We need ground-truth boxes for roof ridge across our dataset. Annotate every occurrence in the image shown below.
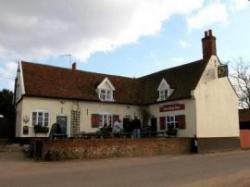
[138,59,204,79]
[21,60,135,80]
[22,59,204,81]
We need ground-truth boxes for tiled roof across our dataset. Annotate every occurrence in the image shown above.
[137,59,206,104]
[21,59,208,105]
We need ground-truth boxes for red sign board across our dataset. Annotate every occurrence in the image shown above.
[159,104,185,112]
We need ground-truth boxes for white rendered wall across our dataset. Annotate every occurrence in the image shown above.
[17,97,141,137]
[194,56,239,138]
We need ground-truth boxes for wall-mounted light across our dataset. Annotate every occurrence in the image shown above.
[60,100,65,104]
[60,100,65,114]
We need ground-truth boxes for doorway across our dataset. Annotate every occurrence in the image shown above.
[151,118,157,133]
[56,116,68,136]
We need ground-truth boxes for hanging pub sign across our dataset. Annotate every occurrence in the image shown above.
[218,65,228,78]
[159,103,185,112]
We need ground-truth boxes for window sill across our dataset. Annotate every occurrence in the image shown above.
[99,99,115,102]
[157,98,167,102]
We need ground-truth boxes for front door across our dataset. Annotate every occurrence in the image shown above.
[56,116,67,135]
[123,118,131,133]
[151,118,157,133]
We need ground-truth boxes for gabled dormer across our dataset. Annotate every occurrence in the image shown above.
[157,78,174,102]
[97,77,115,102]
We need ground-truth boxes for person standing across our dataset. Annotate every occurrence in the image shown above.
[132,116,141,139]
[112,119,122,137]
[191,134,198,153]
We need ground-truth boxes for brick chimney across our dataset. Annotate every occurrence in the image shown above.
[202,29,217,60]
[72,62,76,70]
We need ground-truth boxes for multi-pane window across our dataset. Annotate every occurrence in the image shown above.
[102,114,112,127]
[159,89,168,101]
[167,115,186,129]
[91,114,119,128]
[159,115,186,131]
[167,116,176,128]
[32,111,49,126]
[157,78,174,102]
[44,112,49,126]
[100,89,106,100]
[99,89,113,101]
[106,90,111,100]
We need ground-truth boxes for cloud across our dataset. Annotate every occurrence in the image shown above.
[186,0,249,29]
[230,0,249,11]
[0,0,248,90]
[179,40,190,48]
[0,61,17,90]
[0,0,203,61]
[187,2,228,29]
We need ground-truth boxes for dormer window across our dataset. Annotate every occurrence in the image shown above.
[159,90,168,101]
[97,78,115,102]
[100,89,106,100]
[99,89,113,101]
[157,78,174,102]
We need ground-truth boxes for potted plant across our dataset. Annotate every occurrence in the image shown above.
[166,127,177,137]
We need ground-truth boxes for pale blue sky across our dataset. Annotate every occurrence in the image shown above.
[0,0,249,90]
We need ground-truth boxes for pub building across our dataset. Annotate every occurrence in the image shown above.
[14,30,239,151]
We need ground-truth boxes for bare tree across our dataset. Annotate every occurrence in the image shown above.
[229,58,250,109]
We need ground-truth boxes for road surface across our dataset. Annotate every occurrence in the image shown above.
[0,150,250,187]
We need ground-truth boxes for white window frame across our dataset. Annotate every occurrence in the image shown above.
[166,115,176,129]
[159,89,168,101]
[99,89,114,101]
[32,110,49,126]
[100,114,113,128]
[157,78,173,102]
[97,77,115,102]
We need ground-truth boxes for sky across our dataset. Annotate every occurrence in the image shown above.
[0,0,249,91]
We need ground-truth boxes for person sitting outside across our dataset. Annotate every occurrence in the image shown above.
[112,119,122,137]
[99,123,111,138]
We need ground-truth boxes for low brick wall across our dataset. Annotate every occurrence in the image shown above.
[33,138,192,161]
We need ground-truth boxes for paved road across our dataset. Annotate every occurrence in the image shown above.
[0,151,250,187]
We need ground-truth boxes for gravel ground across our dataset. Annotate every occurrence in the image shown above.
[0,150,250,187]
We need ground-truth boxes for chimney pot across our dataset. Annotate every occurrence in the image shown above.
[208,29,212,36]
[201,29,217,60]
[72,62,76,70]
[205,31,208,37]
